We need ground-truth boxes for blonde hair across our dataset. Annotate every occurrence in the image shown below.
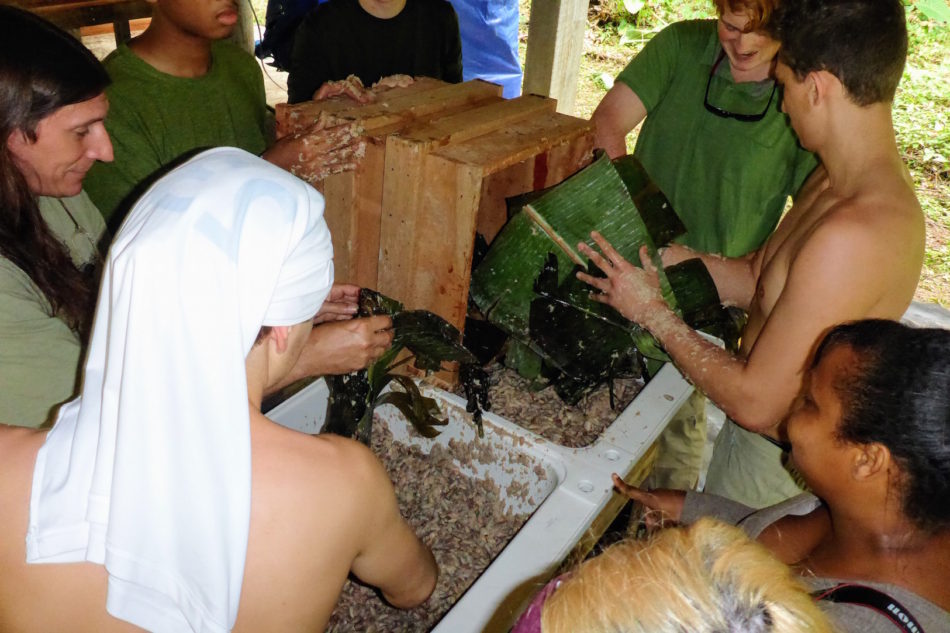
[542,518,831,633]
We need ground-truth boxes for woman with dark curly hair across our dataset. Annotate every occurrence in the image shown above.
[613,319,950,632]
[0,5,114,428]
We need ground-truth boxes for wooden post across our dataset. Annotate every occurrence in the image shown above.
[522,0,589,115]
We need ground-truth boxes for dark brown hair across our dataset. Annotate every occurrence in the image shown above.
[0,6,110,336]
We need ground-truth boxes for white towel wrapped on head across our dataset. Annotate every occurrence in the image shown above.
[27,147,334,633]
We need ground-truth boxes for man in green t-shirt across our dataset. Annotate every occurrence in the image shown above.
[82,0,390,382]
[84,0,364,231]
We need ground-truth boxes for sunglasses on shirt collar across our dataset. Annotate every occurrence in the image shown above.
[704,49,777,123]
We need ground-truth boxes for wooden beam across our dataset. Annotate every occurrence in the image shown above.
[522,0,589,115]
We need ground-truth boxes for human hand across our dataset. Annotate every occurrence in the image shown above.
[611,473,686,528]
[371,74,414,92]
[312,74,375,104]
[303,315,394,375]
[313,283,361,323]
[576,231,668,326]
[267,111,366,184]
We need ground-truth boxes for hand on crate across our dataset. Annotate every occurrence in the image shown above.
[611,473,685,529]
[313,283,361,323]
[371,74,415,92]
[313,74,375,104]
[577,232,670,327]
[265,111,366,184]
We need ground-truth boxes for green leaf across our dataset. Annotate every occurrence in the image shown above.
[374,391,446,438]
[393,310,478,369]
[358,287,403,316]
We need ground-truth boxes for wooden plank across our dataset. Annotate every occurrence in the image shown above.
[434,110,593,176]
[476,160,535,242]
[473,131,593,244]
[398,94,556,147]
[321,138,386,288]
[522,0,589,115]
[274,79,502,139]
[25,0,151,36]
[378,144,482,331]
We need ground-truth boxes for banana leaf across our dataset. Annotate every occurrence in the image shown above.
[468,151,734,400]
[470,151,678,346]
[613,155,686,247]
[324,289,488,444]
[393,311,478,371]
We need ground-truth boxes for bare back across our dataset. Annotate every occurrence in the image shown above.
[0,417,435,632]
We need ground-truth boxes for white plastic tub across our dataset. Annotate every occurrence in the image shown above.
[267,362,692,632]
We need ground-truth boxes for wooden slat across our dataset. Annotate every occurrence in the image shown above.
[434,110,593,175]
[321,139,386,288]
[378,145,482,331]
[397,94,556,147]
[274,79,502,139]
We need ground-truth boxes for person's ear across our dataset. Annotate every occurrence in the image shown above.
[808,70,840,108]
[5,128,30,158]
[852,442,889,481]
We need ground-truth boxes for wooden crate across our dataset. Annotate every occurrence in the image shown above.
[276,79,505,288]
[277,80,595,381]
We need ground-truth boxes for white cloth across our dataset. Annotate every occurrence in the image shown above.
[26,147,334,633]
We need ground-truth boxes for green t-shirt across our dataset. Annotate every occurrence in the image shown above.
[617,20,818,257]
[0,192,105,428]
[84,41,270,228]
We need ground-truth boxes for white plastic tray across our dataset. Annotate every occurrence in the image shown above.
[267,362,692,632]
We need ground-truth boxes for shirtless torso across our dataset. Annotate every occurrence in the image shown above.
[579,86,924,440]
[743,161,923,359]
[0,413,435,632]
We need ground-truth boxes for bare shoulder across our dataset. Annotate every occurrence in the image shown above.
[253,414,382,483]
[806,176,924,269]
[788,175,924,314]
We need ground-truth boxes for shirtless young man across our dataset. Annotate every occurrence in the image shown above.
[578,0,925,508]
[0,149,436,632]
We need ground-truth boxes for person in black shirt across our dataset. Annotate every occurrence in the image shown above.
[288,0,463,103]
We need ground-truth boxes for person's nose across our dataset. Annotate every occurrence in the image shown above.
[88,124,114,163]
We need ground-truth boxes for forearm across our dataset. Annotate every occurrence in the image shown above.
[641,307,782,433]
[591,83,646,159]
[662,245,756,310]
